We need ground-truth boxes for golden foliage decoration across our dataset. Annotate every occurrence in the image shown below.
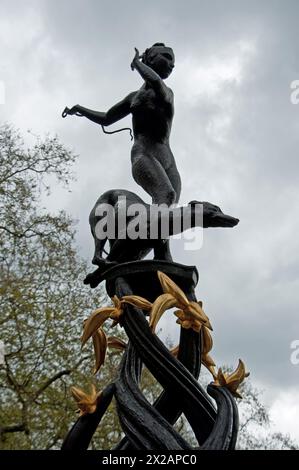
[107,336,127,350]
[149,272,212,333]
[71,384,101,416]
[79,271,249,400]
[81,294,151,374]
[81,295,154,348]
[92,328,108,374]
[212,359,250,398]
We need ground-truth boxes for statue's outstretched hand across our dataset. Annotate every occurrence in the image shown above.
[62,105,83,118]
[130,47,140,71]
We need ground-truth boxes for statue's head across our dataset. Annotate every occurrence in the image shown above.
[142,43,175,79]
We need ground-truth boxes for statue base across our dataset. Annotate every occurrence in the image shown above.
[103,260,199,302]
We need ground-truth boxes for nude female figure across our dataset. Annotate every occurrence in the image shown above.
[62,43,181,207]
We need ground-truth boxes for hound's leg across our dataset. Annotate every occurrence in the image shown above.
[153,239,173,262]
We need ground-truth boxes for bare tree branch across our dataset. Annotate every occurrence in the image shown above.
[32,356,90,401]
[0,424,26,435]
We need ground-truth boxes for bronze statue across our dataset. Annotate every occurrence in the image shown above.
[62,43,180,206]
[62,43,238,280]
[61,43,244,452]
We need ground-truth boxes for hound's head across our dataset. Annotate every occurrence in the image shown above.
[188,200,239,228]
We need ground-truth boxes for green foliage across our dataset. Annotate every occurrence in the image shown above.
[0,124,107,449]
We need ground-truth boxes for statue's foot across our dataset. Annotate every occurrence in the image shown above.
[84,260,118,288]
[84,268,103,288]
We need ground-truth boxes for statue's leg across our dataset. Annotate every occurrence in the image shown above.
[132,155,176,206]
[92,235,107,266]
[159,163,181,260]
[131,154,179,262]
[166,162,182,204]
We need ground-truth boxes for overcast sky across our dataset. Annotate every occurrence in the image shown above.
[1,0,299,442]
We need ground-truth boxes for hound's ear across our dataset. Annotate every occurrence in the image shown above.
[188,200,201,206]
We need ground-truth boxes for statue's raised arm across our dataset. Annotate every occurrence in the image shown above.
[130,46,174,100]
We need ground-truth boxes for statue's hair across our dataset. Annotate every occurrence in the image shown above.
[141,42,167,64]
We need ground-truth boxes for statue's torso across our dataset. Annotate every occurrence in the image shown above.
[130,85,174,144]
